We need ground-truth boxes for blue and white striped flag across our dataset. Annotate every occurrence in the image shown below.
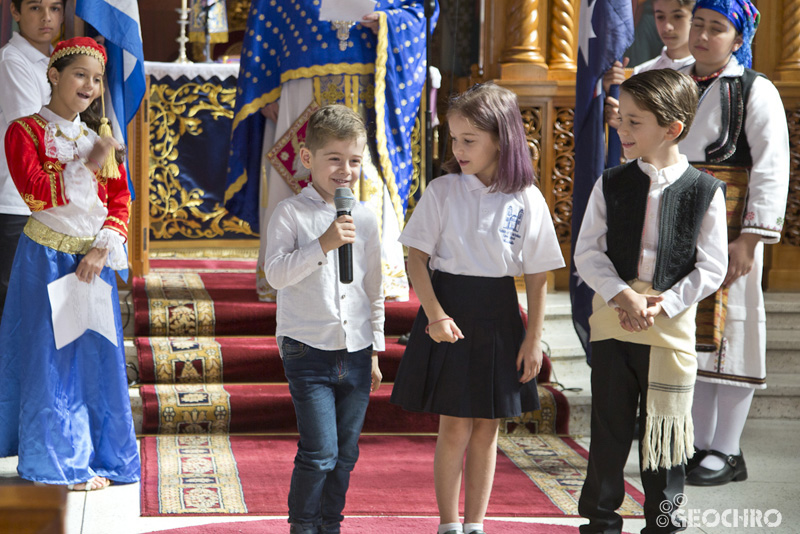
[75,0,146,199]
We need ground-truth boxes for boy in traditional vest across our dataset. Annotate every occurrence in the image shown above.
[574,68,728,534]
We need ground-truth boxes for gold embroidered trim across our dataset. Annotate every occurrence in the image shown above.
[230,62,375,131]
[106,215,129,232]
[22,194,46,212]
[13,120,39,150]
[280,62,374,85]
[373,13,404,226]
[43,161,64,207]
[23,217,94,254]
[230,87,282,132]
[54,124,89,142]
[31,114,47,128]
[48,46,106,73]
[223,173,248,205]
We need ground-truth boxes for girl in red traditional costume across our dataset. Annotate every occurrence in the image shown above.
[0,37,140,491]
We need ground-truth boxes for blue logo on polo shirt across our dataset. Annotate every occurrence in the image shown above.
[499,205,524,244]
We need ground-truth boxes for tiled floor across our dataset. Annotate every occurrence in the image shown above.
[1,418,797,533]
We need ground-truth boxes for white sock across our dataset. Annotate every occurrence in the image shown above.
[700,384,755,471]
[691,381,719,450]
[464,523,484,533]
[438,523,463,534]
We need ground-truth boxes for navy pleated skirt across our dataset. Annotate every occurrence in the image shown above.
[390,271,539,419]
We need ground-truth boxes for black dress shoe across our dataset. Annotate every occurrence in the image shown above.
[686,449,747,486]
[685,448,709,475]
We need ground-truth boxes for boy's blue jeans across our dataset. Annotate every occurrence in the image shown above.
[281,337,373,534]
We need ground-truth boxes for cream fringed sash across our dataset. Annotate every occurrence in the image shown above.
[589,280,697,471]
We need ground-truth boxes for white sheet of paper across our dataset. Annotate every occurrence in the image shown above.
[47,273,118,350]
[319,0,376,22]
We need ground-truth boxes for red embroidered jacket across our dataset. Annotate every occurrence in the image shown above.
[4,113,130,241]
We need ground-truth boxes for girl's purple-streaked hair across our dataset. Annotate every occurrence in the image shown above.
[442,82,537,193]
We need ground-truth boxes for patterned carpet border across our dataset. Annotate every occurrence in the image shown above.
[139,517,595,534]
[144,273,216,337]
[141,383,565,435]
[497,434,644,517]
[155,435,248,514]
[141,435,644,517]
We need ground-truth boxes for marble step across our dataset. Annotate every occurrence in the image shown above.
[766,313,800,331]
[752,373,800,419]
[130,388,142,435]
[766,330,800,375]
[765,293,800,331]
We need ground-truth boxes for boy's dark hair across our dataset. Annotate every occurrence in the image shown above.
[667,0,695,7]
[305,105,367,153]
[620,69,698,142]
[12,0,66,12]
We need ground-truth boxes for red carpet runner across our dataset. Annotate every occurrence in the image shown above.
[137,336,426,387]
[148,517,599,534]
[140,435,645,517]
[133,261,637,519]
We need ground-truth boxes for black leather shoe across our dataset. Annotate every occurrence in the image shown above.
[685,448,709,475]
[686,449,747,486]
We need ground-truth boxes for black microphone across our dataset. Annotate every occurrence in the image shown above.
[333,187,356,284]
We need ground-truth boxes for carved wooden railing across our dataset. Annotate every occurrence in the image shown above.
[475,0,800,290]
[127,79,150,278]
[125,0,799,288]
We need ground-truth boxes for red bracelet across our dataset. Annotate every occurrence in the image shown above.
[425,317,453,334]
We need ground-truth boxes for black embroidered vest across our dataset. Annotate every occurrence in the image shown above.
[702,68,764,166]
[603,162,725,291]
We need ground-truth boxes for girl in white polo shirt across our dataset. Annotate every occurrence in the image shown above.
[390,83,565,534]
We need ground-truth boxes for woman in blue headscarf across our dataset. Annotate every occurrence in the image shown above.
[678,0,789,486]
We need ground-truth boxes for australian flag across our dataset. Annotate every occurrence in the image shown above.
[571,0,634,364]
[75,0,146,199]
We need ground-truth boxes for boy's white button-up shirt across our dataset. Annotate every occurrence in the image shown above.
[633,47,695,75]
[265,185,385,354]
[400,173,565,278]
[574,156,728,318]
[0,32,52,215]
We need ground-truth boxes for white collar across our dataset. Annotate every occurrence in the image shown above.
[9,32,51,66]
[719,56,745,78]
[636,155,690,184]
[38,106,82,128]
[300,183,334,207]
[463,173,490,192]
[658,46,693,66]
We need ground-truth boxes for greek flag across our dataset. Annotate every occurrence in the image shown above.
[75,0,146,199]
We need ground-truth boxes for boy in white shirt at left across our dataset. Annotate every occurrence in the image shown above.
[0,0,63,321]
[264,104,384,534]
